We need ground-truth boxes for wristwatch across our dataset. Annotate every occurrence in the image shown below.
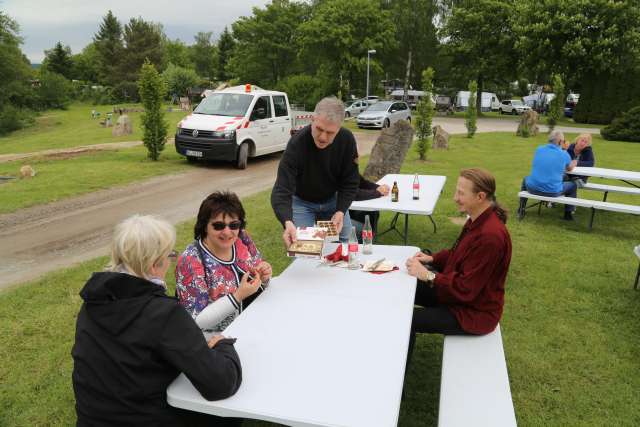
[423,269,436,286]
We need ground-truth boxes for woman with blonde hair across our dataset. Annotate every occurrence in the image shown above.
[566,133,595,187]
[72,215,242,427]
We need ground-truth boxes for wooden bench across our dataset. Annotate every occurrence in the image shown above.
[439,325,517,427]
[582,182,640,201]
[517,191,640,229]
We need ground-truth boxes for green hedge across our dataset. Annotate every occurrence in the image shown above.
[601,106,640,142]
[574,71,640,125]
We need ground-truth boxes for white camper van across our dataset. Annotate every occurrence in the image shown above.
[454,91,500,112]
[389,89,434,109]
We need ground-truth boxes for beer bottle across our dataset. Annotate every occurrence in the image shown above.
[391,181,399,202]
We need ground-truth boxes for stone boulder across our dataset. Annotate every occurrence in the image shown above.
[517,110,539,137]
[112,115,133,137]
[19,165,36,178]
[431,125,450,149]
[363,120,415,182]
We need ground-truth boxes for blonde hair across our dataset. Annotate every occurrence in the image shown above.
[575,133,592,146]
[108,215,176,279]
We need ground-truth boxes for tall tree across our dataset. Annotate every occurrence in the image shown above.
[441,0,516,112]
[120,18,165,82]
[228,0,310,86]
[164,38,193,69]
[0,11,32,108]
[216,27,235,82]
[191,32,216,80]
[298,0,396,97]
[43,42,74,79]
[139,60,168,161]
[72,43,101,83]
[93,10,123,86]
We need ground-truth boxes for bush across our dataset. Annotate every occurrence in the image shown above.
[415,67,435,160]
[36,71,72,110]
[546,74,564,131]
[574,70,640,125]
[138,60,168,161]
[112,81,140,103]
[0,105,35,135]
[601,106,640,142]
[162,63,200,98]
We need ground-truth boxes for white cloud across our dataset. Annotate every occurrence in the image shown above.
[3,0,270,62]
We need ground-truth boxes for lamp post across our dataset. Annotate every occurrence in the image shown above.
[366,49,376,100]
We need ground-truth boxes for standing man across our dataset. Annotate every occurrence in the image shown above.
[271,97,359,245]
[518,130,578,221]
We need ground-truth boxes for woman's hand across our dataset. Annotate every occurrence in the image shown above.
[413,251,433,264]
[233,271,262,302]
[255,261,272,283]
[207,335,226,348]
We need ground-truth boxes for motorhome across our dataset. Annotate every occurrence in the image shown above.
[454,91,500,112]
[389,89,434,109]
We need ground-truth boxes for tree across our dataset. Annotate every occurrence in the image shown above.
[164,38,193,69]
[229,1,310,86]
[36,71,72,110]
[601,106,640,143]
[216,27,235,82]
[120,17,166,82]
[441,0,517,113]
[72,43,101,83]
[191,31,216,80]
[162,63,200,97]
[415,67,435,160]
[93,10,123,86]
[466,80,477,138]
[43,42,74,79]
[546,73,564,131]
[0,11,33,108]
[138,60,168,161]
[298,0,396,96]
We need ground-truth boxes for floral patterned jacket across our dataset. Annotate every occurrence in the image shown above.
[175,230,263,332]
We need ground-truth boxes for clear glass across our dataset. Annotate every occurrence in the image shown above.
[362,215,373,255]
[348,226,360,269]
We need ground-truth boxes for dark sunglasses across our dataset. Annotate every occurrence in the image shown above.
[210,220,243,231]
[167,250,178,260]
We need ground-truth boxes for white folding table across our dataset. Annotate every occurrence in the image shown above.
[167,244,419,427]
[569,166,640,188]
[350,174,447,245]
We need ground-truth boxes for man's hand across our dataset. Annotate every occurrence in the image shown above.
[413,251,434,264]
[567,159,578,171]
[377,184,390,196]
[283,220,297,247]
[406,257,435,282]
[331,211,345,235]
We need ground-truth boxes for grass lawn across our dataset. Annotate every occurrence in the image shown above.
[449,110,605,129]
[1,132,639,426]
[0,103,189,155]
[0,146,192,214]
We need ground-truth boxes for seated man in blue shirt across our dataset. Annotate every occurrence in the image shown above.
[519,130,578,221]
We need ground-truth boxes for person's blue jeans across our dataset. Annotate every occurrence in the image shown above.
[292,194,353,242]
[520,178,577,213]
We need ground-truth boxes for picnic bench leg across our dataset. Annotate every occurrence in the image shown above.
[428,215,437,233]
[537,202,542,215]
[589,208,596,230]
[634,263,640,290]
[403,214,409,245]
[602,191,609,202]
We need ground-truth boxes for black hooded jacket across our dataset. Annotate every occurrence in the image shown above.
[72,272,242,426]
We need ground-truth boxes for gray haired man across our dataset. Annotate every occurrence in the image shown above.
[271,97,359,246]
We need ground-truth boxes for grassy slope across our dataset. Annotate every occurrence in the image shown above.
[1,132,639,426]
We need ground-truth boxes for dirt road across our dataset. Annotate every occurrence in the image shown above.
[0,133,379,290]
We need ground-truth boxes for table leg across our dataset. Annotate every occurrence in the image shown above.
[634,263,640,290]
[403,214,408,245]
[428,215,437,233]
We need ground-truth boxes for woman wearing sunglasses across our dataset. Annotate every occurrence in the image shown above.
[176,191,273,336]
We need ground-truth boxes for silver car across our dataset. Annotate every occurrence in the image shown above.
[356,101,411,129]
[344,99,373,118]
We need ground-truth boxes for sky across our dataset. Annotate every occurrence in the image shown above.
[3,0,271,63]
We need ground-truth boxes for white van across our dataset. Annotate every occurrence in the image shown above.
[174,85,311,169]
[454,91,501,112]
[390,89,435,109]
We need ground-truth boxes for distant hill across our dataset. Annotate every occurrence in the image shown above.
[31,63,41,69]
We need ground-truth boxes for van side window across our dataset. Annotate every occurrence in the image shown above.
[251,96,271,120]
[273,95,288,117]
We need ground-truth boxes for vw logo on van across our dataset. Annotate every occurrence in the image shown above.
[192,129,199,138]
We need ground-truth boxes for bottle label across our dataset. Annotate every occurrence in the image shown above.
[413,184,419,189]
[361,230,373,240]
[348,243,358,252]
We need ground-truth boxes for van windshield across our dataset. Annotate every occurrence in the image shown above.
[194,93,254,117]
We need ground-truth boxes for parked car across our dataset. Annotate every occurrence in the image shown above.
[498,99,531,115]
[356,101,411,129]
[564,103,574,118]
[344,99,372,118]
[174,85,312,169]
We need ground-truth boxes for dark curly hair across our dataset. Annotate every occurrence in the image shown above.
[194,191,246,240]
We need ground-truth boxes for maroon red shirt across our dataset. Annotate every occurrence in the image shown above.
[431,207,512,334]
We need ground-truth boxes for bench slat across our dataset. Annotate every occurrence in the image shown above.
[439,325,517,427]
[518,191,640,215]
[583,183,640,196]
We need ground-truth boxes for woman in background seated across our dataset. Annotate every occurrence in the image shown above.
[348,174,389,241]
[566,133,595,187]
[176,191,272,336]
[405,168,512,344]
[72,215,242,427]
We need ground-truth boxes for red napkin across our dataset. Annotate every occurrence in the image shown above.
[324,245,348,262]
[370,266,400,275]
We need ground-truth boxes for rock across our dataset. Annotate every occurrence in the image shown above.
[517,110,539,137]
[431,125,450,149]
[363,120,415,182]
[20,165,36,178]
[112,115,133,137]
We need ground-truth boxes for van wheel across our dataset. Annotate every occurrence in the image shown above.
[236,143,249,170]
[383,119,390,128]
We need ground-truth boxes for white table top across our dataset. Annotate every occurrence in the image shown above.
[350,174,447,215]
[167,244,419,427]
[569,166,640,182]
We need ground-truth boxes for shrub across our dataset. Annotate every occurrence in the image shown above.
[547,73,564,131]
[466,80,477,138]
[415,67,435,160]
[162,63,200,98]
[113,81,140,103]
[601,106,640,142]
[0,105,35,135]
[36,71,72,110]
[574,70,640,125]
[138,60,168,161]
